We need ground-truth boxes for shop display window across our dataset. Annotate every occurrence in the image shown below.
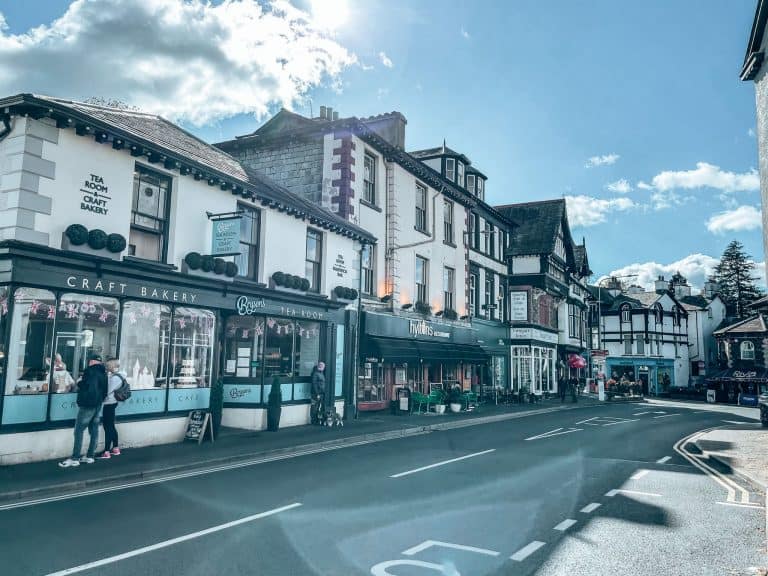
[293,321,321,400]
[120,301,171,390]
[169,308,215,389]
[222,316,265,405]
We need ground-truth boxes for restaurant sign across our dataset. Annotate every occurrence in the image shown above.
[211,216,241,256]
[509,327,559,344]
[409,319,450,339]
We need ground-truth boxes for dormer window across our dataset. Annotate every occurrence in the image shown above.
[445,158,455,182]
[467,174,476,195]
[457,162,465,188]
[477,177,484,201]
[655,304,663,324]
[621,304,631,323]
[740,341,755,360]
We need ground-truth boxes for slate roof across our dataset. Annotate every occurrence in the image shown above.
[714,314,768,335]
[679,295,710,310]
[2,94,374,243]
[495,199,573,258]
[410,145,469,162]
[741,0,768,80]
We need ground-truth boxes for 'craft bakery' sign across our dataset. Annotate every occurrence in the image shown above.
[65,275,199,304]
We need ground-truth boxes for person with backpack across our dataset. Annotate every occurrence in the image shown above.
[59,353,108,468]
[98,357,128,459]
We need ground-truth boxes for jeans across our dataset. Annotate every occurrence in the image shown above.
[72,406,101,459]
[102,403,118,451]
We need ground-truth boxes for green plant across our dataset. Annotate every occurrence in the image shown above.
[65,224,89,246]
[225,262,238,277]
[201,255,215,272]
[185,252,202,269]
[414,300,431,315]
[443,308,458,320]
[213,258,226,275]
[87,229,108,250]
[448,386,462,404]
[272,271,285,286]
[106,233,126,253]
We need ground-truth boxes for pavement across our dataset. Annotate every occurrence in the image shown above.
[1,399,766,576]
[0,395,606,503]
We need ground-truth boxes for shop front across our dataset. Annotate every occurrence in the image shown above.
[605,357,674,396]
[474,319,510,401]
[0,243,347,463]
[707,368,768,405]
[357,312,489,411]
[509,326,558,395]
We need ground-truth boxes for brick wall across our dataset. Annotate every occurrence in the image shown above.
[230,137,325,203]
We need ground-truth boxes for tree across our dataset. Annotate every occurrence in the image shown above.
[709,240,763,318]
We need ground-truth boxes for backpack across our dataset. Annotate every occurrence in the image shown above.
[77,368,107,408]
[113,373,131,402]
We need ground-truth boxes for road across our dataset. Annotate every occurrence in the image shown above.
[1,401,765,576]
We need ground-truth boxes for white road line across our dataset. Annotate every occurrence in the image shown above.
[716,501,765,510]
[722,420,755,425]
[575,417,599,425]
[44,502,302,576]
[652,411,667,414]
[631,470,650,480]
[605,489,661,498]
[633,411,653,415]
[656,456,671,464]
[653,413,680,419]
[602,419,639,426]
[402,540,499,557]
[693,411,711,414]
[553,519,577,531]
[390,449,495,478]
[510,541,546,562]
[524,428,582,441]
[580,503,601,513]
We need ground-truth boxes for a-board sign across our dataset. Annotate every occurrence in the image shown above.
[184,410,215,444]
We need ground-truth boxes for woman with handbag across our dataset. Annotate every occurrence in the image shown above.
[99,357,125,459]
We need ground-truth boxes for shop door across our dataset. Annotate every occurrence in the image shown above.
[638,367,649,395]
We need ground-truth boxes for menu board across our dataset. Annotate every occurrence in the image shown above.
[184,410,214,444]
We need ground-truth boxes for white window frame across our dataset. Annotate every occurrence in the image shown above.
[415,255,428,303]
[363,153,376,205]
[466,174,476,195]
[740,341,755,360]
[457,161,465,188]
[415,183,428,232]
[445,158,455,182]
[443,267,455,311]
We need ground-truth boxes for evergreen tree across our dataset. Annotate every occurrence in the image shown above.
[709,240,763,318]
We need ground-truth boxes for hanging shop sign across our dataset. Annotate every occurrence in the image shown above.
[211,216,242,257]
[79,173,112,216]
[510,291,528,321]
[509,327,559,344]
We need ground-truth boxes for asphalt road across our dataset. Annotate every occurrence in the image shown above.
[1,401,765,576]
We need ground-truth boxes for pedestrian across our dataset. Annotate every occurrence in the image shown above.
[58,353,108,467]
[570,376,579,402]
[310,361,326,425]
[559,377,567,403]
[98,357,126,459]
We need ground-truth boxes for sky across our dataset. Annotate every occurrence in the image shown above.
[0,0,764,292]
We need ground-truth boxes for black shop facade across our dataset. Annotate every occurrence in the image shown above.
[357,311,489,411]
[0,242,347,435]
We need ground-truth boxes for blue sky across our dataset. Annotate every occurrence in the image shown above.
[0,0,763,290]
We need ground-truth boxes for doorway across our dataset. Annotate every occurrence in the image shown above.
[638,366,649,395]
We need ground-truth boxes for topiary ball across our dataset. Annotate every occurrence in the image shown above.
[288,275,300,289]
[225,262,238,277]
[185,252,202,269]
[106,233,126,253]
[65,224,89,246]
[213,258,226,274]
[300,278,310,291]
[201,255,215,272]
[87,229,108,250]
[272,271,285,286]
[334,286,345,298]
[348,288,358,300]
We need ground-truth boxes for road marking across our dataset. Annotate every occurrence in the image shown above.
[524,427,582,441]
[44,502,302,576]
[656,456,671,464]
[602,418,639,426]
[576,417,601,425]
[722,420,755,425]
[553,519,577,531]
[390,449,495,478]
[653,413,680,418]
[673,428,751,505]
[652,411,667,414]
[605,489,661,498]
[633,411,653,415]
[693,411,711,414]
[580,503,601,513]
[716,501,765,510]
[630,470,650,480]
[510,541,546,562]
[402,540,499,557]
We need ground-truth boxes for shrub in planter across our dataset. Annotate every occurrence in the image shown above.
[414,300,431,315]
[65,224,89,246]
[87,229,108,250]
[267,376,282,431]
[225,262,238,277]
[300,278,310,291]
[200,255,215,272]
[289,275,301,289]
[448,386,463,413]
[213,258,226,275]
[272,271,285,286]
[106,233,126,253]
[185,252,202,270]
[334,286,345,298]
[348,288,358,300]
[443,308,458,321]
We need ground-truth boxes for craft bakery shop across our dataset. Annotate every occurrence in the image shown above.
[0,242,346,464]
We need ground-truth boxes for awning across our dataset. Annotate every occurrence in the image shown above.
[708,367,768,382]
[362,337,489,364]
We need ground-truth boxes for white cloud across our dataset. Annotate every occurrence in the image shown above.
[605,178,632,194]
[565,195,636,227]
[706,205,763,234]
[646,162,759,193]
[378,51,393,68]
[0,0,357,126]
[585,153,620,168]
[637,181,653,190]
[376,87,389,99]
[607,254,767,292]
[461,27,470,39]
[650,189,694,211]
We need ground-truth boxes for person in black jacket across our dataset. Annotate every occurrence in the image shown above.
[59,353,108,468]
[310,362,326,425]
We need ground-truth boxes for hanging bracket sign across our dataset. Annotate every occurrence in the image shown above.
[207,211,242,257]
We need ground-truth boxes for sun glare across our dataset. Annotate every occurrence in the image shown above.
[310,0,350,31]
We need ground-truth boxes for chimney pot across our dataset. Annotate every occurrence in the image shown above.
[326,107,333,121]
[332,111,339,121]
[319,105,327,119]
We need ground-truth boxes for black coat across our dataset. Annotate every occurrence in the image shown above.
[76,363,108,408]
[311,369,326,397]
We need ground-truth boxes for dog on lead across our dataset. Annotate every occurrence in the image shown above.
[323,409,344,427]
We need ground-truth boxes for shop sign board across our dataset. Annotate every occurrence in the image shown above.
[211,216,241,256]
[79,173,111,216]
[509,327,558,344]
[409,319,450,339]
[184,410,214,444]
[510,291,528,321]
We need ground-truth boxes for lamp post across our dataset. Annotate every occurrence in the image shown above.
[351,239,369,420]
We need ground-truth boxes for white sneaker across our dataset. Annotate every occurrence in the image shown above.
[58,458,80,468]
[79,456,95,464]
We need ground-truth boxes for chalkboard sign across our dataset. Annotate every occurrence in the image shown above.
[184,410,214,444]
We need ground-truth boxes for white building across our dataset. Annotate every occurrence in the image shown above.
[588,278,690,395]
[217,109,513,407]
[0,94,372,463]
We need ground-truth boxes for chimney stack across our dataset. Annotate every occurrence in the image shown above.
[319,105,327,120]
[654,275,668,293]
[360,111,408,150]
[332,110,339,121]
[326,107,333,121]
